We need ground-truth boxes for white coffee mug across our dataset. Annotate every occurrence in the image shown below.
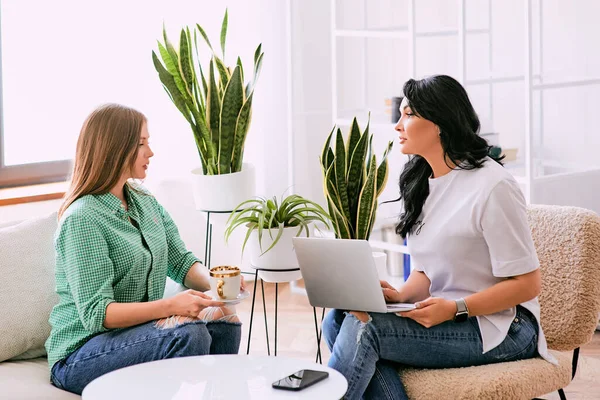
[209,266,241,300]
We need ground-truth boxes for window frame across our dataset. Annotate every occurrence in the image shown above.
[0,3,71,188]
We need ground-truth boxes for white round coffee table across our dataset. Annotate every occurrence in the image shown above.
[82,355,347,399]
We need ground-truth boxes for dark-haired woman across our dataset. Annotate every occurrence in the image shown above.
[322,75,556,400]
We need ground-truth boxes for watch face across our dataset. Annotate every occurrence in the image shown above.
[454,312,469,323]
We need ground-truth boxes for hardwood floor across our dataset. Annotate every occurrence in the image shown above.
[236,281,600,399]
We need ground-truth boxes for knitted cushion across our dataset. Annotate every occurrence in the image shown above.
[0,212,59,361]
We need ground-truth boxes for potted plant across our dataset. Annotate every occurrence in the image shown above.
[152,9,264,211]
[224,194,330,282]
[320,116,394,277]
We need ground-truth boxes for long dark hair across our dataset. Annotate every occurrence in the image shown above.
[393,75,503,238]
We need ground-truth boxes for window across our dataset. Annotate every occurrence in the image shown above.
[0,1,268,189]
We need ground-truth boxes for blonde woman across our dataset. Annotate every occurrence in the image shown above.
[46,104,242,395]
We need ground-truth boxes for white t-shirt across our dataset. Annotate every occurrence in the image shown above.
[406,157,555,364]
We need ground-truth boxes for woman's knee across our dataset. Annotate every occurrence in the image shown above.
[199,306,240,323]
[167,322,212,357]
[322,309,345,346]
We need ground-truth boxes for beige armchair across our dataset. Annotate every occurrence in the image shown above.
[399,205,600,400]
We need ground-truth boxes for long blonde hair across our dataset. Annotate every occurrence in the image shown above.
[58,104,147,219]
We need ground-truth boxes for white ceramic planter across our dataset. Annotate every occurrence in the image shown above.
[248,226,306,283]
[191,163,256,212]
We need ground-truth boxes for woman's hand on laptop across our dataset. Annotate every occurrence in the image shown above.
[381,280,402,303]
[396,297,456,328]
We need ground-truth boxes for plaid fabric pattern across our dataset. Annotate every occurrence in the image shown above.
[45,184,199,369]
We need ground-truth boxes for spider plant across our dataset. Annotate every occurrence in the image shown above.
[224,194,331,256]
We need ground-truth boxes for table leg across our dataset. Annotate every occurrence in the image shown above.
[246,269,259,355]
[203,212,210,268]
[261,279,270,356]
[275,282,278,356]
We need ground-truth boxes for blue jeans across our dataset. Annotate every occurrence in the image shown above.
[323,306,538,400]
[50,320,241,395]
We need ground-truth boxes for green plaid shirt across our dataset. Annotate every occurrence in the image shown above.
[45,185,200,369]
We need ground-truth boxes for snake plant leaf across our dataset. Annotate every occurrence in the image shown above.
[231,92,253,172]
[376,141,393,197]
[178,29,195,100]
[366,134,373,174]
[347,117,361,166]
[236,57,244,89]
[248,52,264,96]
[254,43,262,68]
[220,9,228,59]
[334,128,350,218]
[207,59,221,160]
[214,56,230,92]
[324,163,343,217]
[152,52,192,124]
[328,197,351,239]
[320,127,334,171]
[325,163,354,238]
[218,65,244,174]
[192,30,208,101]
[196,23,214,52]
[356,155,377,240]
[184,27,201,109]
[346,129,369,222]
[157,41,188,101]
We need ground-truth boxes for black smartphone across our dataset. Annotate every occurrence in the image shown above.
[272,369,329,391]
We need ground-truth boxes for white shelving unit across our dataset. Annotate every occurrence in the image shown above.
[330,0,600,213]
[328,0,600,268]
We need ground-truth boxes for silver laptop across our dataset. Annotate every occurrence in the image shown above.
[292,237,415,313]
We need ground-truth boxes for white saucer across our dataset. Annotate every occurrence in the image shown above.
[207,290,250,305]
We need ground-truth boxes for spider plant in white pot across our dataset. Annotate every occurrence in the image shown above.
[224,194,330,282]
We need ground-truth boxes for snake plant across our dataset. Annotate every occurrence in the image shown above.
[152,9,264,175]
[224,194,331,256]
[321,117,393,240]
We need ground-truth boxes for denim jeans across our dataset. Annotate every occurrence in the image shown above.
[50,319,241,395]
[323,306,538,400]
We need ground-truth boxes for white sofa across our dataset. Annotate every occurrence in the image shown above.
[0,212,186,399]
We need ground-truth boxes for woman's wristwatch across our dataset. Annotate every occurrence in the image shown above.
[454,298,470,322]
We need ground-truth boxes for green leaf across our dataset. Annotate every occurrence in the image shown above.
[320,127,334,171]
[152,51,192,124]
[254,43,262,67]
[178,29,195,100]
[261,223,285,255]
[218,65,244,174]
[196,23,214,52]
[376,141,394,197]
[231,93,253,173]
[220,9,228,59]
[157,41,188,100]
[214,56,231,92]
[346,129,369,224]
[247,51,264,96]
[347,117,361,165]
[356,155,378,240]
[327,197,351,239]
[207,59,221,164]
[334,128,350,219]
[236,56,244,90]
